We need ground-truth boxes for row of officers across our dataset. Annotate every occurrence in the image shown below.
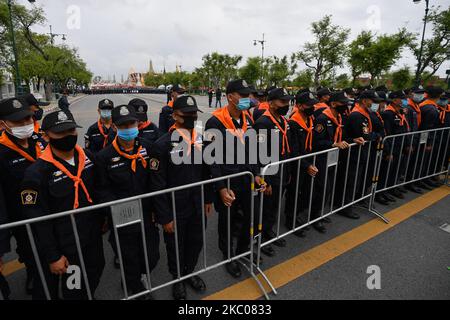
[0,81,449,301]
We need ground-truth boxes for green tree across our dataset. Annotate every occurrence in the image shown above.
[291,69,314,89]
[390,67,413,90]
[239,57,262,86]
[348,29,414,85]
[293,15,350,87]
[410,6,450,84]
[334,73,351,89]
[265,55,296,87]
[199,52,242,88]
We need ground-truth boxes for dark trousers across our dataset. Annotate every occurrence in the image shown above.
[0,273,10,300]
[32,235,105,300]
[109,224,160,294]
[261,184,285,237]
[216,188,257,257]
[164,212,204,278]
[215,97,222,108]
[208,95,213,107]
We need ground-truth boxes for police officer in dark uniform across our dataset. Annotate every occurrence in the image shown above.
[129,98,161,144]
[21,109,105,300]
[380,91,411,197]
[252,86,275,122]
[95,105,160,297]
[346,90,381,203]
[150,95,213,300]
[254,88,293,257]
[0,97,48,295]
[204,79,264,278]
[159,84,186,133]
[314,87,331,117]
[22,93,50,133]
[85,99,116,153]
[58,89,70,111]
[314,91,361,221]
[285,92,320,237]
[418,86,445,189]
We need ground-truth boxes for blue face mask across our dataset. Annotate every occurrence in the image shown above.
[370,103,379,112]
[237,97,251,111]
[117,127,139,141]
[413,94,424,103]
[438,99,448,107]
[401,99,409,108]
[100,109,112,119]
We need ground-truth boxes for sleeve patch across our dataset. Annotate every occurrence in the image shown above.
[315,124,324,134]
[21,190,38,205]
[149,158,160,171]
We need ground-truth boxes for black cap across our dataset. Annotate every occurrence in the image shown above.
[226,79,252,95]
[375,85,388,93]
[112,105,139,125]
[329,91,351,104]
[410,86,425,94]
[255,89,267,97]
[41,110,81,133]
[268,88,294,101]
[359,90,382,102]
[296,92,319,106]
[0,97,34,121]
[98,99,114,110]
[128,99,148,121]
[344,87,356,96]
[297,88,311,95]
[388,90,407,101]
[248,85,258,94]
[171,84,187,94]
[317,87,331,97]
[425,86,444,98]
[173,95,203,113]
[22,93,50,107]
[376,91,388,102]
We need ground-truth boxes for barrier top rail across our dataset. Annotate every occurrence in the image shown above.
[380,126,450,140]
[0,171,254,231]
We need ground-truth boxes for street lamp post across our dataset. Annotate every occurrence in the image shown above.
[47,25,67,45]
[414,0,431,86]
[6,0,36,96]
[254,33,266,87]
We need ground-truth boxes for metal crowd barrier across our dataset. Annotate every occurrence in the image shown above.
[371,127,450,198]
[0,172,274,300]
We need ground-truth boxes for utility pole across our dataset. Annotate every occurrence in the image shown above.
[414,0,431,86]
[253,33,267,87]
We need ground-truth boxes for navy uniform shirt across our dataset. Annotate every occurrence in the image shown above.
[20,148,103,264]
[149,130,212,225]
[0,183,10,256]
[158,105,175,133]
[85,121,116,153]
[139,122,162,144]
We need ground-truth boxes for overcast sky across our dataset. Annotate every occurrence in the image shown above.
[23,0,450,81]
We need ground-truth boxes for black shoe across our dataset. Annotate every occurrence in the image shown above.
[172,281,187,300]
[391,188,405,199]
[113,256,120,269]
[323,217,332,223]
[260,244,276,257]
[417,181,432,191]
[337,210,360,220]
[185,276,206,293]
[273,238,287,248]
[313,221,327,234]
[25,269,33,295]
[397,186,408,194]
[383,193,396,202]
[424,179,440,188]
[405,184,423,194]
[293,229,306,238]
[225,261,241,278]
[375,194,390,205]
[263,230,286,247]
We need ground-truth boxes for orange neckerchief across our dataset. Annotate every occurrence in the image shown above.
[314,102,328,112]
[263,110,291,155]
[351,103,373,133]
[258,102,269,111]
[112,138,147,172]
[322,108,343,143]
[290,110,313,152]
[212,106,249,143]
[436,104,450,124]
[33,120,40,133]
[385,105,410,131]
[40,145,92,209]
[0,132,43,162]
[168,100,174,108]
[169,124,202,155]
[97,120,113,148]
[408,98,422,127]
[138,121,152,131]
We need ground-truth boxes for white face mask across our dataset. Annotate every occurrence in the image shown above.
[9,123,35,140]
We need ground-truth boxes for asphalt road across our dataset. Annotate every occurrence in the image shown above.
[2,93,449,300]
